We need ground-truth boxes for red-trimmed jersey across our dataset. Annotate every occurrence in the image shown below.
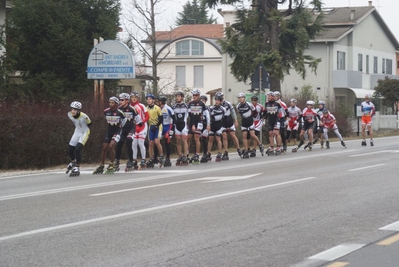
[302,108,318,123]
[131,102,149,133]
[287,106,302,130]
[321,113,336,129]
[276,100,288,118]
[252,103,265,128]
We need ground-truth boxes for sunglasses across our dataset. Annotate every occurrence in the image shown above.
[119,99,126,101]
[193,94,200,96]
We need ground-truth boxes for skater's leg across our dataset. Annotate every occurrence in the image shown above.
[242,131,248,150]
[101,143,109,165]
[108,140,117,163]
[222,132,228,152]
[132,138,139,159]
[126,137,134,162]
[115,134,126,162]
[155,138,163,156]
[292,130,297,146]
[333,128,343,141]
[208,135,214,154]
[68,145,76,162]
[194,133,201,154]
[323,128,329,141]
[74,143,84,165]
[138,138,146,160]
[249,130,260,148]
[216,135,222,152]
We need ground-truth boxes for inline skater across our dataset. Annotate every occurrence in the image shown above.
[130,91,149,169]
[218,92,241,159]
[298,100,319,151]
[249,95,265,156]
[66,101,91,176]
[200,95,211,162]
[313,100,328,148]
[236,92,261,157]
[264,91,284,155]
[172,91,190,165]
[207,94,226,161]
[146,94,164,168]
[286,99,302,152]
[159,96,174,167]
[320,109,347,149]
[114,93,138,172]
[274,91,288,151]
[187,88,210,163]
[93,97,125,174]
[361,94,376,146]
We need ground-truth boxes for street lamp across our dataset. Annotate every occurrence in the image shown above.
[140,80,146,91]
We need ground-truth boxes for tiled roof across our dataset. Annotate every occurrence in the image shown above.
[321,6,374,25]
[314,26,352,41]
[153,24,223,41]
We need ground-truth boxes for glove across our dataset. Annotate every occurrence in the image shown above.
[168,130,174,138]
[151,126,158,133]
[137,122,144,127]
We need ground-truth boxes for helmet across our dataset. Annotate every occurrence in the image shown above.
[237,92,245,98]
[322,109,329,114]
[109,96,119,105]
[215,95,223,101]
[159,96,167,104]
[274,91,281,96]
[175,91,184,97]
[365,94,371,98]
[290,98,297,103]
[192,88,201,95]
[70,101,82,110]
[318,100,325,105]
[200,95,208,101]
[215,92,224,98]
[251,95,258,101]
[266,91,275,96]
[119,93,130,100]
[130,91,139,97]
[306,100,314,105]
[146,94,155,100]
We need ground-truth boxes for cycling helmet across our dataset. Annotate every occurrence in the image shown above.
[215,95,223,101]
[215,92,224,98]
[70,101,82,110]
[266,91,275,96]
[200,95,208,101]
[175,91,184,97]
[109,96,119,105]
[192,88,201,95]
[290,98,297,103]
[251,95,258,101]
[130,91,139,97]
[119,93,130,100]
[322,109,329,114]
[306,100,314,105]
[146,94,155,100]
[274,91,281,96]
[318,100,325,105]
[159,96,167,104]
[237,92,245,98]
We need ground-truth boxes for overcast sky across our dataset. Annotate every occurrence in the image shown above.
[121,0,398,43]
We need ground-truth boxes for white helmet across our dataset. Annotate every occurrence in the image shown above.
[119,93,130,100]
[70,101,82,110]
[274,91,281,96]
[266,91,275,96]
[192,88,201,95]
[306,100,315,106]
[237,92,245,98]
[290,98,297,103]
[109,96,120,105]
[318,100,325,105]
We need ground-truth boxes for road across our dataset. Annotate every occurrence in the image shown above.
[1,136,399,267]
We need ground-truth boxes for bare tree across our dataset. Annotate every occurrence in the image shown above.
[122,0,175,96]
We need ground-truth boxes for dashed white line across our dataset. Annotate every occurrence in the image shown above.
[308,243,365,261]
[380,220,399,231]
[347,164,385,172]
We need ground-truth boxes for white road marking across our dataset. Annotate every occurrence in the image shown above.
[200,173,262,182]
[0,177,316,242]
[91,173,263,196]
[308,244,365,261]
[349,150,399,157]
[380,220,399,231]
[347,164,386,172]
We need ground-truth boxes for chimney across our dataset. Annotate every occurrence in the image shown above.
[368,1,372,6]
[350,9,355,21]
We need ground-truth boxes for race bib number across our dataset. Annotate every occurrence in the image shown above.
[197,123,203,130]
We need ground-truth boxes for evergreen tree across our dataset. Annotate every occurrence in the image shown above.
[176,0,217,25]
[203,0,324,92]
[374,77,399,108]
[4,0,121,101]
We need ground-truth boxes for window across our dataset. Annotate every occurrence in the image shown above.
[194,66,204,88]
[366,55,369,74]
[337,51,346,70]
[386,59,393,74]
[358,54,363,71]
[176,66,186,87]
[176,40,204,56]
[382,58,386,73]
[373,56,378,73]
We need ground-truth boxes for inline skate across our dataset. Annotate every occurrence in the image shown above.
[222,151,229,161]
[158,155,164,168]
[326,141,330,149]
[113,160,120,172]
[125,160,136,172]
[66,161,75,174]
[200,153,209,163]
[291,145,298,153]
[249,148,256,157]
[191,154,200,164]
[320,140,324,149]
[69,165,80,177]
[93,164,104,175]
[266,147,274,156]
[259,144,265,156]
[163,157,172,167]
[370,140,374,146]
[139,159,147,170]
[341,141,347,148]
[146,159,155,169]
[242,149,250,159]
[361,140,367,146]
[215,152,222,162]
[275,146,283,155]
[104,163,115,174]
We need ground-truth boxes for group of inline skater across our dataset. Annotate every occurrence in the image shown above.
[65,88,376,176]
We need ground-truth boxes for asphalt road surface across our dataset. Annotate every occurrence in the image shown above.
[1,136,399,267]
